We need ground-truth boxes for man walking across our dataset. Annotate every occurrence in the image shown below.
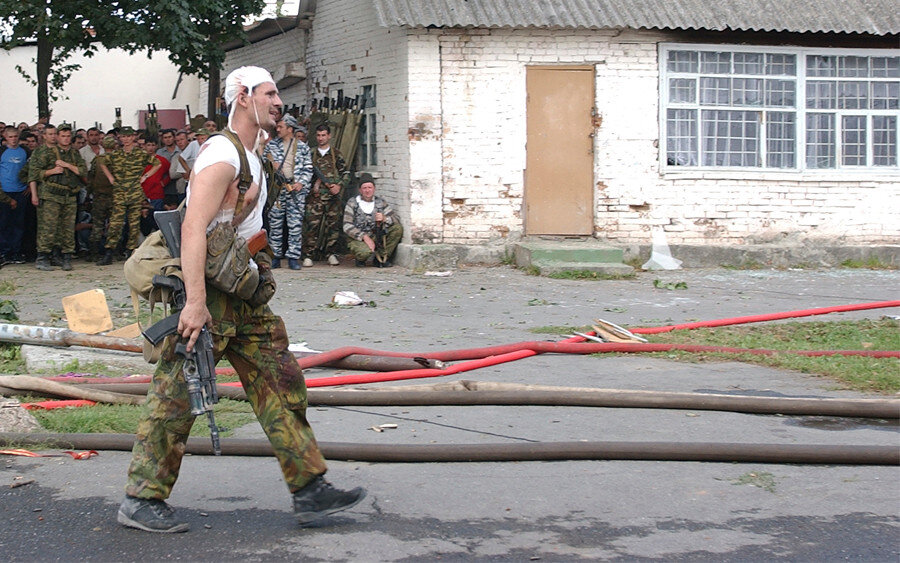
[302,124,348,267]
[117,66,365,534]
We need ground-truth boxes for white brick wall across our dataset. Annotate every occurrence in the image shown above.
[305,2,411,240]
[414,27,900,246]
[206,28,309,112]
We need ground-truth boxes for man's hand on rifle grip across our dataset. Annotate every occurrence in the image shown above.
[178,301,212,353]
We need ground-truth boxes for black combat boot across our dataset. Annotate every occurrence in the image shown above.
[292,476,366,525]
[35,253,54,271]
[50,249,63,267]
[97,250,114,266]
[61,253,73,271]
[117,496,189,533]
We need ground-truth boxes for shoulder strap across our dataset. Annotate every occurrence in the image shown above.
[213,130,252,218]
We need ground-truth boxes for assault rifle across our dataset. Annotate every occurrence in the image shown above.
[142,209,221,455]
[373,219,387,266]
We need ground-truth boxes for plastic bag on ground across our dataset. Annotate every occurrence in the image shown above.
[642,227,682,270]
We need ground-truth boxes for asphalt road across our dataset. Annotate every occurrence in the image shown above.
[0,262,898,561]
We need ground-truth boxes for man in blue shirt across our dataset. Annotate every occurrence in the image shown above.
[0,126,31,264]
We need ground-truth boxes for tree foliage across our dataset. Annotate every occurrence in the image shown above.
[0,0,266,119]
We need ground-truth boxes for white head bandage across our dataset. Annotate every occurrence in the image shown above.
[223,66,276,150]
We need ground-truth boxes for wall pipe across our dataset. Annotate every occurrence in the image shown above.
[0,432,895,465]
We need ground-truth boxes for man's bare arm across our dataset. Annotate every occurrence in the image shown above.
[178,161,238,351]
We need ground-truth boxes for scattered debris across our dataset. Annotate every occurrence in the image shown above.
[61,289,113,334]
[642,227,682,270]
[10,478,34,489]
[423,271,452,277]
[592,319,648,343]
[369,423,399,432]
[653,279,688,290]
[331,291,376,307]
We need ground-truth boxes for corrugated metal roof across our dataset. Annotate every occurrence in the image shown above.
[372,0,900,35]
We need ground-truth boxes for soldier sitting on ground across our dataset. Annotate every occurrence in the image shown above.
[342,173,402,267]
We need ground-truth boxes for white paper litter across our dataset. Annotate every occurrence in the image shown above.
[423,271,453,277]
[332,291,364,305]
[642,227,683,270]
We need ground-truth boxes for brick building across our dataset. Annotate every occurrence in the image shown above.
[230,1,899,265]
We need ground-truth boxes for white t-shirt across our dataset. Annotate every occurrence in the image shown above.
[187,134,267,241]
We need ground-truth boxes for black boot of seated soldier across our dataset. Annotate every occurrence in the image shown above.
[61,253,73,271]
[292,476,366,525]
[50,248,63,267]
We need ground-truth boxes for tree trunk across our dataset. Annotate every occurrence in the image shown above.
[36,34,52,119]
[207,63,220,121]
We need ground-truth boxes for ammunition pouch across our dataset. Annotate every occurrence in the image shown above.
[205,221,259,301]
[42,182,79,198]
[246,251,277,308]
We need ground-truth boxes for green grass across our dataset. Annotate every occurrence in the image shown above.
[0,280,17,295]
[646,319,900,394]
[547,270,636,281]
[0,343,26,372]
[732,471,777,493]
[529,325,593,335]
[30,398,257,437]
[840,257,897,270]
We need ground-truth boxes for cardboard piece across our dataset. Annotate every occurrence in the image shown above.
[61,289,113,334]
[106,323,142,339]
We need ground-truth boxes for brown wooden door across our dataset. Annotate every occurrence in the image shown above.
[524,66,594,235]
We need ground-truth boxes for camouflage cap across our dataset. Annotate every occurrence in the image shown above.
[196,128,211,136]
[119,125,136,135]
[57,123,73,132]
[101,137,118,149]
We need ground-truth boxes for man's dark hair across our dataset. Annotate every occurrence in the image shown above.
[20,132,35,141]
[107,128,119,135]
[87,126,100,134]
[160,128,176,136]
[44,124,56,131]
[315,123,331,134]
[144,136,159,145]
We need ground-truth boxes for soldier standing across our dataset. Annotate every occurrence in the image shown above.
[86,137,118,260]
[28,124,86,271]
[96,126,160,265]
[302,124,349,267]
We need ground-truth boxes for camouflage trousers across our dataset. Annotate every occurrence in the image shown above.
[125,286,327,500]
[268,189,306,260]
[302,191,342,260]
[348,223,403,263]
[105,186,144,251]
[89,192,114,250]
[36,195,77,254]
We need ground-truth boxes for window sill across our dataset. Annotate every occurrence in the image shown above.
[661,168,900,182]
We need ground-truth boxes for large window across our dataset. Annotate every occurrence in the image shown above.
[660,45,899,171]
[356,84,377,168]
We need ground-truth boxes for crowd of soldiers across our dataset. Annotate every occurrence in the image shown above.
[0,113,402,272]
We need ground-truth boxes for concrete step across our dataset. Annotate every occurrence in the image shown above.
[531,260,635,276]
[513,241,633,276]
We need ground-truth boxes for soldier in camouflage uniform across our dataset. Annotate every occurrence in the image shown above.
[86,136,118,259]
[27,124,86,271]
[117,66,365,534]
[343,173,403,267]
[301,124,349,267]
[264,114,312,270]
[96,126,159,265]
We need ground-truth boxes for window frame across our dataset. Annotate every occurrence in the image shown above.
[658,43,900,175]
[356,82,378,170]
